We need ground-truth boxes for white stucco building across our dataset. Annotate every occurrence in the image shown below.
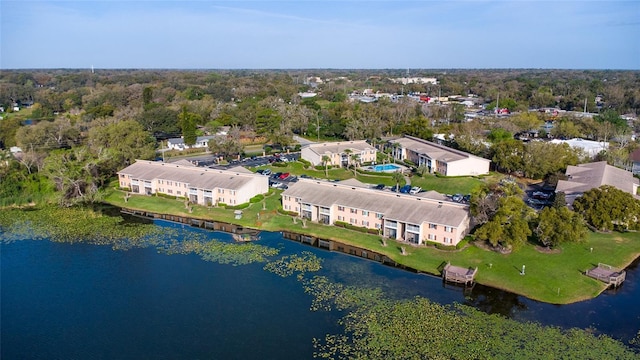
[389,135,491,176]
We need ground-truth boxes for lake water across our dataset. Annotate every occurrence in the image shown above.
[2,220,639,359]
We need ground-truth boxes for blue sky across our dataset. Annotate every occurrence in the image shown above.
[1,1,638,69]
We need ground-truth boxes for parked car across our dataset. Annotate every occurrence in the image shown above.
[262,169,271,176]
[278,172,290,180]
[256,169,265,175]
[374,184,385,190]
[271,172,282,179]
[532,191,552,200]
[452,194,464,202]
[289,176,298,182]
[300,174,311,179]
[400,185,412,194]
[270,182,283,188]
[409,186,422,195]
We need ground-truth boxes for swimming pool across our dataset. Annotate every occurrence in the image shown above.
[371,164,402,172]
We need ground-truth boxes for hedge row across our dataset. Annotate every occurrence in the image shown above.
[334,221,380,235]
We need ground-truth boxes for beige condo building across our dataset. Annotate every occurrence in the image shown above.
[281,179,470,246]
[117,160,268,206]
[301,140,377,167]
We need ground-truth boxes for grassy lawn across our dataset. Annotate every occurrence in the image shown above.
[104,183,640,304]
[409,174,486,195]
[252,161,407,186]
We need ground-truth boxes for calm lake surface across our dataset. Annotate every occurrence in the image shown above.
[2,220,639,359]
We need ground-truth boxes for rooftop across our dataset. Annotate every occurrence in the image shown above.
[304,140,375,156]
[118,160,262,190]
[556,161,639,199]
[390,135,490,163]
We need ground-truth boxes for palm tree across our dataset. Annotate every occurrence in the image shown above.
[392,171,404,192]
[321,155,331,178]
[350,153,359,177]
[343,148,352,168]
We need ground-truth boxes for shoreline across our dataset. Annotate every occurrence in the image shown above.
[113,202,639,305]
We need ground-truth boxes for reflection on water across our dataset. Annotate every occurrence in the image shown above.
[2,219,640,359]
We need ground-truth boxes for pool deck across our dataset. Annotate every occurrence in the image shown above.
[367,164,408,173]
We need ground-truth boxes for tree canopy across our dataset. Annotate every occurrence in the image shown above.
[572,185,640,231]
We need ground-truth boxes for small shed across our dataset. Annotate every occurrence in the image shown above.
[234,210,243,219]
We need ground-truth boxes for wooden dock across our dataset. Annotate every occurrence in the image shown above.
[442,263,477,286]
[585,263,626,288]
[232,233,260,242]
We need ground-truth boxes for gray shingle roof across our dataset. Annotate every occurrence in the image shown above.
[556,161,639,196]
[282,179,469,227]
[118,160,261,190]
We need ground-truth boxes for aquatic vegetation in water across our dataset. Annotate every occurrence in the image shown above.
[0,207,280,266]
[162,236,279,266]
[308,285,639,359]
[0,206,160,248]
[264,251,323,277]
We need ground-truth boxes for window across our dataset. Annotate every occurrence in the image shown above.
[362,220,369,227]
[428,234,436,241]
[376,213,383,219]
[375,223,381,229]
[429,223,437,229]
[362,210,369,216]
[444,237,452,244]
[337,215,343,221]
[445,226,453,233]
[350,218,356,224]
[177,191,181,195]
[338,206,345,211]
[168,189,173,194]
[350,208,356,214]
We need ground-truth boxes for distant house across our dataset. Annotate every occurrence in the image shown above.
[301,140,377,167]
[631,148,640,175]
[549,138,608,158]
[281,179,470,246]
[167,136,216,151]
[556,161,640,205]
[388,135,490,176]
[117,160,268,206]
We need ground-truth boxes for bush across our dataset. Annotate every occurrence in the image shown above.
[264,146,273,154]
[298,158,311,167]
[155,192,181,200]
[334,221,378,234]
[225,202,251,210]
[272,162,288,167]
[424,240,456,251]
[277,207,299,216]
[250,194,264,203]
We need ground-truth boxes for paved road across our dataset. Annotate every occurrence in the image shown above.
[293,135,315,146]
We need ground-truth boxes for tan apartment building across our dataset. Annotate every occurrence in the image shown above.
[389,135,490,176]
[301,140,377,167]
[556,161,640,205]
[117,160,268,206]
[281,179,470,246]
